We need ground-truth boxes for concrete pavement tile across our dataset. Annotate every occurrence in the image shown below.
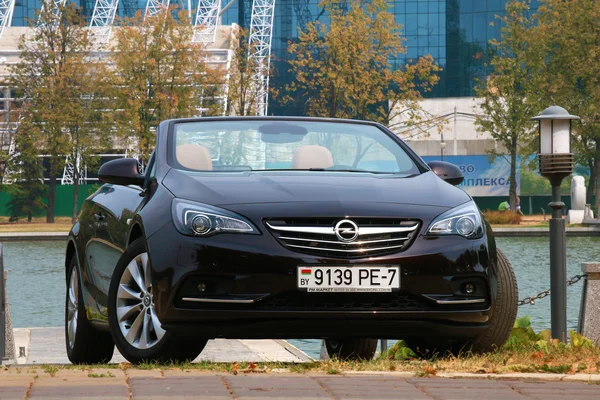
[129,376,232,399]
[223,376,332,399]
[163,369,226,377]
[408,377,511,388]
[125,369,163,378]
[420,388,528,400]
[315,376,429,399]
[28,379,129,400]
[0,376,34,400]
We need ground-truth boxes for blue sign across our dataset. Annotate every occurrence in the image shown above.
[422,155,520,197]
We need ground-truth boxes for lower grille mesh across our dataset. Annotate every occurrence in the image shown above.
[258,292,433,311]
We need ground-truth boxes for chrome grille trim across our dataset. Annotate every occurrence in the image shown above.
[278,236,410,245]
[286,243,407,253]
[265,218,420,258]
[266,223,419,236]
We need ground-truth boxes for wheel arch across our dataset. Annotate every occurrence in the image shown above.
[128,223,144,246]
[65,238,78,279]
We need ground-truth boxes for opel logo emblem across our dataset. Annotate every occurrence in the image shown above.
[334,219,359,242]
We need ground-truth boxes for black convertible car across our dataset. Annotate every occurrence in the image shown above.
[64,117,517,364]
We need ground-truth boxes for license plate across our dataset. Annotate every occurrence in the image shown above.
[297,266,400,292]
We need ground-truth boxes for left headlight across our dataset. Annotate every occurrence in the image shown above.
[172,198,259,237]
[426,201,484,239]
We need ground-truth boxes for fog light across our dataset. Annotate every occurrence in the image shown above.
[197,283,207,292]
[463,283,476,294]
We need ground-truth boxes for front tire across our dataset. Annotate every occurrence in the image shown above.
[65,255,115,364]
[469,249,518,352]
[325,338,377,360]
[108,238,207,364]
[405,249,518,355]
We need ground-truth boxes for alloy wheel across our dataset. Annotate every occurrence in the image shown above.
[67,267,79,349]
[116,253,165,349]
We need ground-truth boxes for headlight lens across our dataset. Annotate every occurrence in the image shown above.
[426,201,484,239]
[172,198,259,237]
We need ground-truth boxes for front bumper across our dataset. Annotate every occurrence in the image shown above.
[148,221,496,339]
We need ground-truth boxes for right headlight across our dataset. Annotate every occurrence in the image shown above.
[426,201,484,239]
[172,198,260,237]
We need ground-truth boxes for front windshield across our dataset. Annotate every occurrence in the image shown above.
[172,120,420,174]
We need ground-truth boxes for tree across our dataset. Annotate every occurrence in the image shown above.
[7,3,100,223]
[474,1,537,212]
[526,0,600,208]
[5,118,46,222]
[225,28,264,116]
[110,9,223,162]
[58,58,112,222]
[285,0,440,125]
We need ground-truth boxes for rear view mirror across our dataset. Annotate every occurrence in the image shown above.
[427,161,464,186]
[98,158,145,186]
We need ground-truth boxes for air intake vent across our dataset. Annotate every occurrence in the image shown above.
[265,218,420,258]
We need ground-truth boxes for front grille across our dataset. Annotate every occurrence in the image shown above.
[258,291,431,311]
[265,218,420,258]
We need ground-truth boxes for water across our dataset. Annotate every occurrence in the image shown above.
[3,237,599,359]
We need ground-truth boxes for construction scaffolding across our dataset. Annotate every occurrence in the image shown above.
[145,0,170,19]
[193,0,222,44]
[89,0,120,44]
[248,0,275,116]
[0,0,14,40]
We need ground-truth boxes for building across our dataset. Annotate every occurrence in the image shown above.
[0,0,540,195]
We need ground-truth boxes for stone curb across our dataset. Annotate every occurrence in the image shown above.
[3,366,600,383]
[0,231,68,241]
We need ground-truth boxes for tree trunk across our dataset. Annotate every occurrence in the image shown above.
[27,211,32,223]
[509,136,518,212]
[587,158,595,205]
[47,170,56,223]
[72,159,79,224]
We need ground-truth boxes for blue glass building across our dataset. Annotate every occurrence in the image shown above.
[9,0,539,110]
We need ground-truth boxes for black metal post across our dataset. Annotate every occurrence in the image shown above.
[549,183,567,341]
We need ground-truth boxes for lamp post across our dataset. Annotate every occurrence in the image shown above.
[440,133,447,161]
[531,106,580,341]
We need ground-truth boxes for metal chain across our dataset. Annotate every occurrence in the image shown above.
[517,274,588,306]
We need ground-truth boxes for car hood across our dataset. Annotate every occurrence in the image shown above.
[162,168,471,209]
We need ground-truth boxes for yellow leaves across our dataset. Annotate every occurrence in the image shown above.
[287,0,439,123]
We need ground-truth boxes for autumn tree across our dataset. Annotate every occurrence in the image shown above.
[225,28,264,116]
[474,1,537,211]
[8,3,105,222]
[527,0,600,207]
[58,59,112,222]
[285,0,440,125]
[5,118,46,222]
[110,9,223,162]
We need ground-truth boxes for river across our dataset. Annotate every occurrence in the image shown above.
[3,236,598,359]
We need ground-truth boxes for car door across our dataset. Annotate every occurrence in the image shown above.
[86,183,145,313]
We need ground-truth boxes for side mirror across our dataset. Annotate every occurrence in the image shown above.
[427,161,464,186]
[98,158,145,186]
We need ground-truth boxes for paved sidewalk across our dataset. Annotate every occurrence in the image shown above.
[11,327,311,364]
[1,369,599,400]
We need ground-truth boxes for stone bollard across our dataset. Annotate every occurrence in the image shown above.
[579,263,600,345]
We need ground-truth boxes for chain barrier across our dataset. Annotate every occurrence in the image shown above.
[517,274,587,306]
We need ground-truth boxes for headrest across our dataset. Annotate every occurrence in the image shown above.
[292,145,334,170]
[176,144,213,171]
